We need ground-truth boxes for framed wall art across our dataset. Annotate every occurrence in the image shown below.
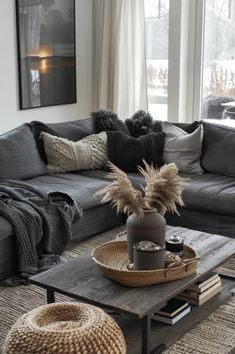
[16,0,77,110]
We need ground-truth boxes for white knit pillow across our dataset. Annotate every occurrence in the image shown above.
[40,132,108,173]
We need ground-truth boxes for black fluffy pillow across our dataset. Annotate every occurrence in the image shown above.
[91,109,129,135]
[107,131,165,172]
[125,110,162,137]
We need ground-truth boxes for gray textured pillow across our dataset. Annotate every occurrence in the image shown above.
[0,124,47,180]
[163,122,203,174]
[41,132,108,173]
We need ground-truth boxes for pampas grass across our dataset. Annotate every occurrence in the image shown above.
[138,161,185,216]
[96,163,148,218]
[96,161,185,218]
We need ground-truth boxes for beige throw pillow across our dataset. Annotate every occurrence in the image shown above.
[40,132,108,173]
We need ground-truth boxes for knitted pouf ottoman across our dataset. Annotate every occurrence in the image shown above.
[3,302,126,354]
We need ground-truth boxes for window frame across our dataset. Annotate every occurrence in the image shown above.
[168,0,205,122]
[146,0,206,122]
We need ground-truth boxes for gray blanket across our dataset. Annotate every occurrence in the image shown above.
[0,180,82,283]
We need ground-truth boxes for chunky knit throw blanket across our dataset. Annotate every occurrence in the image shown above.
[0,180,82,284]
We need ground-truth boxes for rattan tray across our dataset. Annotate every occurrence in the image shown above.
[92,241,198,287]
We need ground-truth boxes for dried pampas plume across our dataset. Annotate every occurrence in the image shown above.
[138,161,185,216]
[95,162,148,218]
[96,161,186,218]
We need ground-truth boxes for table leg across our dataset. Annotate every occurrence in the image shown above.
[141,315,167,354]
[46,289,55,304]
[142,314,151,354]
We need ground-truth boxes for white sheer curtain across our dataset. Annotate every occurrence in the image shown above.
[93,0,148,119]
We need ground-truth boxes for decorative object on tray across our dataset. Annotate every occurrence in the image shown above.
[96,161,185,262]
[92,240,198,287]
[166,234,184,256]
[133,241,165,270]
[3,303,126,354]
[126,208,166,262]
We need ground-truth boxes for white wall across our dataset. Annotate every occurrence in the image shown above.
[0,0,93,134]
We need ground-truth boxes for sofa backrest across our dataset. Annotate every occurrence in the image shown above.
[0,124,47,180]
[201,121,235,177]
[30,117,95,163]
[171,121,200,133]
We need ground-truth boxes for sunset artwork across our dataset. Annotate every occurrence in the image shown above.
[16,0,76,109]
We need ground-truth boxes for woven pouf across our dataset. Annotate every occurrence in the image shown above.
[3,302,126,354]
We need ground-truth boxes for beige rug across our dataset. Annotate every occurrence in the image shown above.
[163,296,235,354]
[0,227,235,354]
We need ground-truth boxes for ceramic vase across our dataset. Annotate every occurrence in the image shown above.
[126,208,166,262]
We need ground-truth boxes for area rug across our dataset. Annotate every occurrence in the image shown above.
[163,296,235,354]
[0,226,235,354]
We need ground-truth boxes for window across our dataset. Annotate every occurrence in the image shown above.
[202,0,235,119]
[145,0,169,120]
[144,0,195,123]
[144,0,235,123]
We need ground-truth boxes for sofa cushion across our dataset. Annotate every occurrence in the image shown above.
[79,170,145,191]
[0,124,47,180]
[165,208,235,238]
[26,173,109,211]
[41,132,108,173]
[77,170,111,181]
[80,170,235,218]
[180,172,235,217]
[201,122,235,177]
[71,204,122,242]
[30,117,94,163]
[107,131,165,172]
[163,122,203,174]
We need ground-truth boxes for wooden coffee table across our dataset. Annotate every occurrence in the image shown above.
[31,227,235,354]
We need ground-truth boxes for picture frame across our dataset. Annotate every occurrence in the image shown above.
[16,0,77,110]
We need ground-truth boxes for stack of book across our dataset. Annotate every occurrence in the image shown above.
[177,273,222,306]
[152,298,192,325]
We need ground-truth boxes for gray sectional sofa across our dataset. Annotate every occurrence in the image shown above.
[1,118,235,281]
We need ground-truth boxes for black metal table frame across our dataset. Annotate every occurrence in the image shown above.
[46,288,166,354]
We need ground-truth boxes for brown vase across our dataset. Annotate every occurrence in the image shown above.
[126,208,166,262]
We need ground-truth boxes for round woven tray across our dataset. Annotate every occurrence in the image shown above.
[92,241,198,287]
